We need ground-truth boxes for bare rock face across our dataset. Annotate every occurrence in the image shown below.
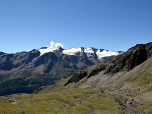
[104,42,152,74]
[0,50,40,71]
[64,71,88,86]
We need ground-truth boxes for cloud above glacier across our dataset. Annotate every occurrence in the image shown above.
[39,41,64,56]
[49,41,64,49]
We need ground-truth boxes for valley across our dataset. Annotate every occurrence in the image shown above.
[0,42,152,113]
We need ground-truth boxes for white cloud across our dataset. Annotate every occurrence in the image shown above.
[39,41,64,56]
[55,43,64,48]
[49,41,64,49]
[50,41,56,49]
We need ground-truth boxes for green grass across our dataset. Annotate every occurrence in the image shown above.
[0,88,120,114]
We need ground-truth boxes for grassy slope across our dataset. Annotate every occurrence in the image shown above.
[0,88,120,114]
[43,56,152,113]
[1,56,152,113]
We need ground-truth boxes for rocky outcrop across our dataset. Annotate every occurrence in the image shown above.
[64,71,87,86]
[104,42,152,74]
[64,62,106,86]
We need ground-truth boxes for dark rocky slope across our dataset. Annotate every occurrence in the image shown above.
[64,42,152,86]
[104,42,152,74]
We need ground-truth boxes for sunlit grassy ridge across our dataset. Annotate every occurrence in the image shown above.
[0,88,120,114]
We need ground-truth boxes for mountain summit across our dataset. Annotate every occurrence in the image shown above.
[39,46,122,59]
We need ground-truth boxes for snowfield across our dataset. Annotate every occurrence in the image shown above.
[62,48,82,55]
[39,47,120,59]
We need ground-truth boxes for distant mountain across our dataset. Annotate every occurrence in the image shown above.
[0,46,122,96]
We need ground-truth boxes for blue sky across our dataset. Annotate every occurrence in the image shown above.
[0,0,152,53]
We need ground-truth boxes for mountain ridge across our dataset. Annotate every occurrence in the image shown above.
[0,46,121,96]
[39,46,122,59]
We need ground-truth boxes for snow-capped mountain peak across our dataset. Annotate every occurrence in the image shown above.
[38,47,57,56]
[62,48,82,55]
[38,46,121,59]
